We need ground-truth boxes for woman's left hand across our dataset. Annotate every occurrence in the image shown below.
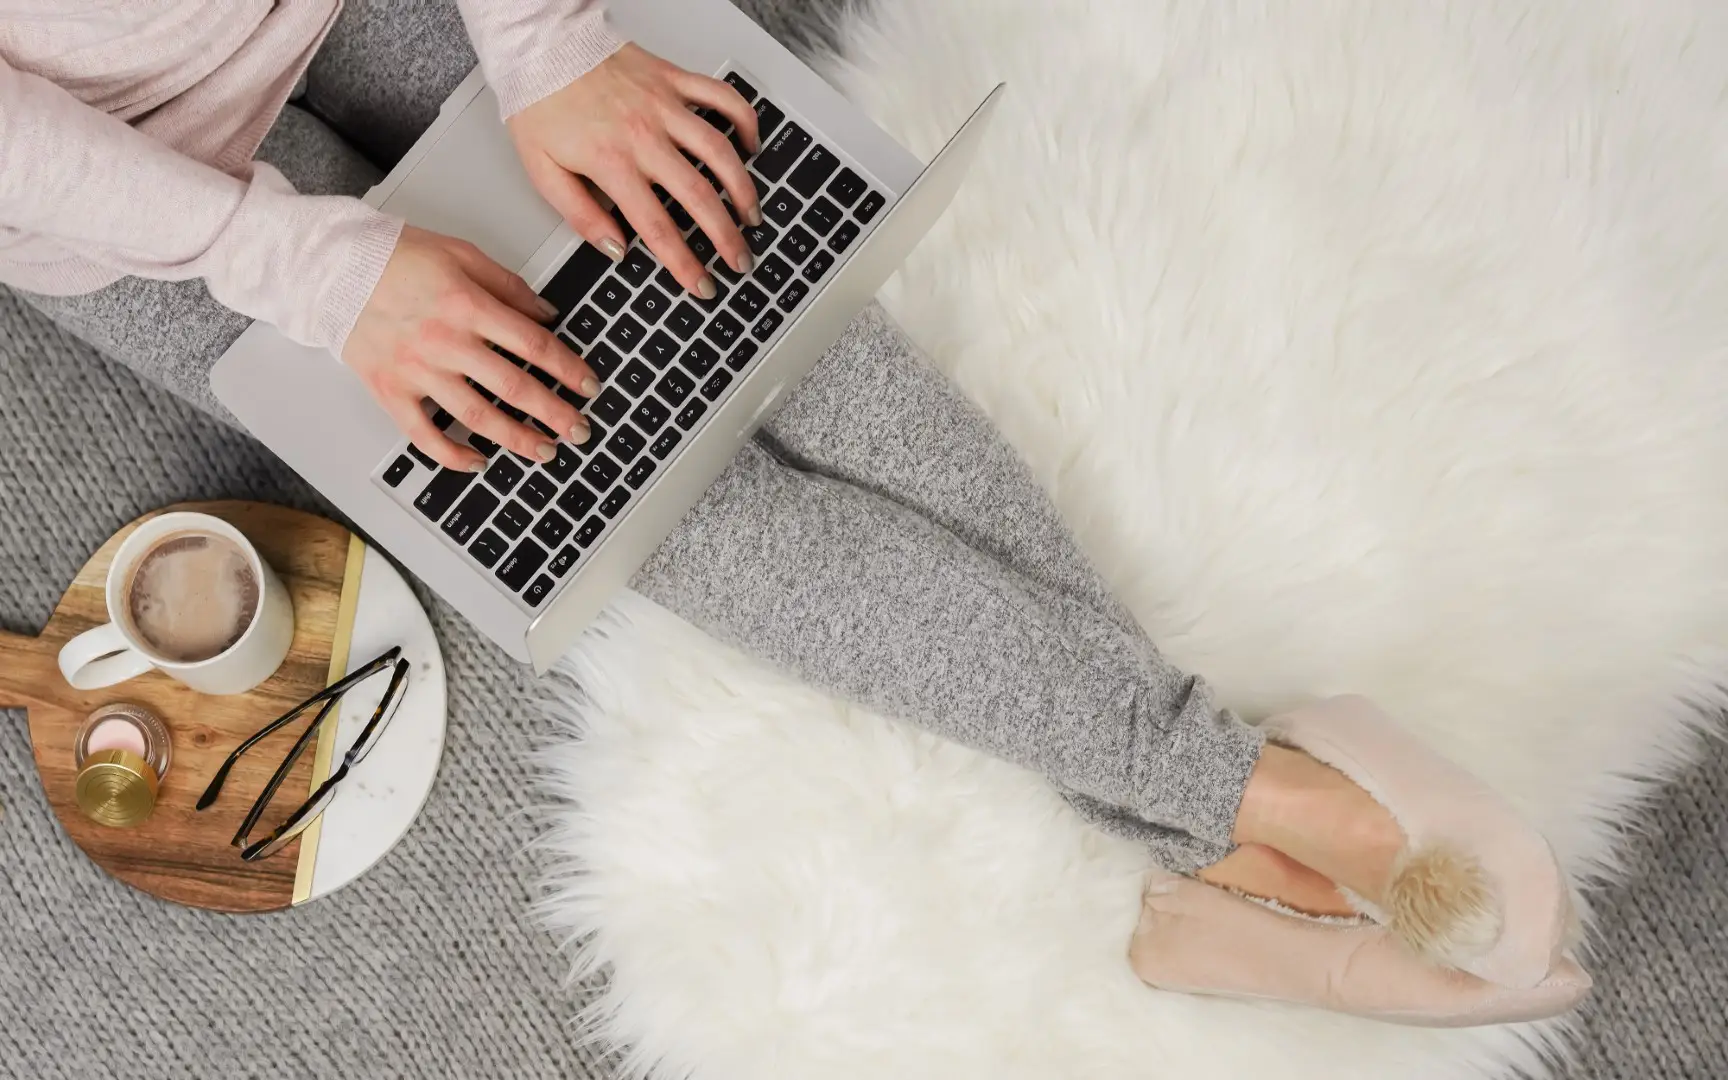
[507,43,763,301]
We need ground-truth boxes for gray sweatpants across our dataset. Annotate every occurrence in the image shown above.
[15,1,1262,872]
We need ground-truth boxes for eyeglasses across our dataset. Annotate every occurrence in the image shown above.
[197,646,410,861]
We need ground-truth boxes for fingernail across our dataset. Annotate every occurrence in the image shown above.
[466,458,487,474]
[536,442,557,463]
[733,252,754,274]
[696,276,718,301]
[580,377,601,397]
[746,207,764,227]
[569,420,589,442]
[600,239,626,262]
[534,297,559,322]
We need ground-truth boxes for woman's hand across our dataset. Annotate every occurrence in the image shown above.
[507,43,763,300]
[343,226,600,472]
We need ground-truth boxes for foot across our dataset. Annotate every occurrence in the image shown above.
[1196,843,1355,918]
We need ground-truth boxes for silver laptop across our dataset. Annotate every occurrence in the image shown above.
[211,0,1001,673]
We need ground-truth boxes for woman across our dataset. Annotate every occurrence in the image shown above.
[1,0,1586,1022]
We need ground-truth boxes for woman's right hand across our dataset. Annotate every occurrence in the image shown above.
[342,226,600,472]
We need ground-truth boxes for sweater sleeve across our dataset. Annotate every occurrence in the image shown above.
[457,0,628,118]
[0,57,402,351]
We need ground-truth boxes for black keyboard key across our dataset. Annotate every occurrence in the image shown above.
[655,267,682,295]
[650,429,682,460]
[527,365,557,389]
[666,302,704,340]
[752,97,785,143]
[741,220,778,256]
[575,516,606,547]
[777,279,810,312]
[729,282,769,320]
[408,444,438,470]
[694,275,729,310]
[556,480,598,520]
[523,574,555,608]
[679,340,720,377]
[754,119,808,181]
[483,455,525,495]
[590,388,630,426]
[548,546,579,578]
[826,168,867,207]
[787,144,840,198]
[585,344,622,381]
[469,528,508,568]
[605,314,646,352]
[686,230,717,267]
[618,359,655,397]
[855,190,886,223]
[777,225,817,265]
[755,254,792,291]
[643,330,680,369]
[518,471,557,511]
[676,400,707,430]
[606,424,647,463]
[725,72,758,103]
[632,396,671,433]
[752,174,770,201]
[555,369,588,406]
[801,196,842,237]
[618,246,656,286]
[538,242,610,318]
[441,486,500,545]
[704,311,745,349]
[624,458,657,490]
[727,340,759,371]
[494,500,533,539]
[573,416,605,453]
[666,199,695,231]
[712,255,744,284]
[531,417,557,439]
[532,509,573,548]
[500,403,528,424]
[657,370,696,407]
[565,305,605,345]
[697,107,729,133]
[599,487,632,517]
[803,249,836,282]
[699,164,725,194]
[701,369,734,401]
[630,285,671,325]
[467,433,499,458]
[383,455,415,487]
[753,309,784,340]
[546,442,580,482]
[763,188,803,227]
[829,220,861,254]
[431,408,454,431]
[496,538,549,591]
[582,453,622,490]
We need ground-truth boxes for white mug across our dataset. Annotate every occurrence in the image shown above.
[58,512,296,695]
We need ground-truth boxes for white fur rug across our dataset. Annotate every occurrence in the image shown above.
[536,3,1728,1077]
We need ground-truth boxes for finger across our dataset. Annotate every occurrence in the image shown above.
[467,287,601,405]
[648,146,750,279]
[674,69,760,154]
[443,334,584,455]
[668,106,762,234]
[431,372,573,464]
[607,170,715,298]
[445,239,560,325]
[526,156,628,262]
[387,397,484,472]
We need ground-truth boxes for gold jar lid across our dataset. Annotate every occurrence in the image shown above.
[75,748,159,828]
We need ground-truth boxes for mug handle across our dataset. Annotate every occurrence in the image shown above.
[58,623,154,691]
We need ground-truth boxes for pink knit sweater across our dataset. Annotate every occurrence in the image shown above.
[0,1,624,351]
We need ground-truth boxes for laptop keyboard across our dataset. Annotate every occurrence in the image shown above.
[373,70,891,613]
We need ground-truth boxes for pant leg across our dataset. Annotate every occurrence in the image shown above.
[634,306,1262,872]
[9,106,382,420]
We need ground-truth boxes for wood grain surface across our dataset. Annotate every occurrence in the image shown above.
[0,501,356,913]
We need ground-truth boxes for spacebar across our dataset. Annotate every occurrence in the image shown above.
[539,242,613,320]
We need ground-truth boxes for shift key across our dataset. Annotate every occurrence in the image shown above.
[413,467,475,521]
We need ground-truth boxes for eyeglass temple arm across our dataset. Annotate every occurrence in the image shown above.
[229,696,340,847]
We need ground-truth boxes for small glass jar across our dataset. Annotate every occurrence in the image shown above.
[74,703,173,827]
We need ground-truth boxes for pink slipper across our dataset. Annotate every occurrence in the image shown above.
[1131,874,1591,1027]
[1263,696,1576,989]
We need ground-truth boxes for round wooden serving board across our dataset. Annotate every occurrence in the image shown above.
[0,502,362,914]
